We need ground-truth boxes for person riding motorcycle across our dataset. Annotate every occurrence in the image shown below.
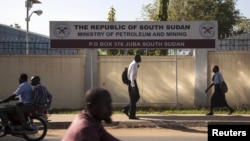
[0,73,33,130]
[30,75,52,109]
[16,75,52,130]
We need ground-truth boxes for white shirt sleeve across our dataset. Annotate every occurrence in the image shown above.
[213,72,224,84]
[127,61,138,87]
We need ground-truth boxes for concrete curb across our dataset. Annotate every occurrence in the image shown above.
[47,114,250,129]
[48,121,250,129]
[48,121,207,129]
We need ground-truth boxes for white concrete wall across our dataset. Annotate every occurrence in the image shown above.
[207,52,250,107]
[98,56,195,108]
[1,52,250,109]
[0,55,86,109]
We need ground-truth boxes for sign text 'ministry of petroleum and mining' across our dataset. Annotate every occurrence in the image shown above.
[50,21,218,48]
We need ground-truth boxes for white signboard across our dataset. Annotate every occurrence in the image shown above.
[50,21,217,48]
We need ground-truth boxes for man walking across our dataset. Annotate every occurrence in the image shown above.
[122,54,141,120]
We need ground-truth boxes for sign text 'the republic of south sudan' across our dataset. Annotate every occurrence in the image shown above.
[50,21,218,48]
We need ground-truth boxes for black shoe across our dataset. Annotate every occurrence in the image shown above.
[129,116,139,120]
[122,109,129,117]
[206,112,213,115]
[228,108,234,115]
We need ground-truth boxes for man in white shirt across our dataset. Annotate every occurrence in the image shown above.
[122,55,141,119]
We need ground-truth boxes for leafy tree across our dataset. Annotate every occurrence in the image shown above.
[141,0,241,38]
[107,6,116,21]
[147,49,156,56]
[141,0,159,21]
[106,6,141,56]
[233,16,250,34]
[156,0,169,21]
[107,6,118,55]
[107,49,119,56]
[102,6,120,56]
[10,23,21,29]
[156,0,169,56]
[168,0,185,21]
[141,0,170,56]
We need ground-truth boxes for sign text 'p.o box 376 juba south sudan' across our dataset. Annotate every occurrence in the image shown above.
[50,21,218,49]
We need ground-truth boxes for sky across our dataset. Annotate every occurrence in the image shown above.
[1,0,249,36]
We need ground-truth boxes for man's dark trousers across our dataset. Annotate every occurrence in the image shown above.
[124,80,140,118]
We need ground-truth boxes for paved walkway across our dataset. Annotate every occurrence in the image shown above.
[48,113,250,129]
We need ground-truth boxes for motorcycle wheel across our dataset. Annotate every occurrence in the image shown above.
[23,116,47,141]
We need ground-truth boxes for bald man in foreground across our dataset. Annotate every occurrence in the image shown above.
[62,87,121,141]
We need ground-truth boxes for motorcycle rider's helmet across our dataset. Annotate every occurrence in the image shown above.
[31,75,40,86]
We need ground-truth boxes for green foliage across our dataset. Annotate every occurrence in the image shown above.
[107,49,119,55]
[156,0,169,55]
[10,23,21,29]
[105,6,132,56]
[168,0,185,21]
[156,0,169,21]
[141,0,242,38]
[141,0,159,21]
[233,16,250,34]
[107,6,116,21]
[181,0,240,37]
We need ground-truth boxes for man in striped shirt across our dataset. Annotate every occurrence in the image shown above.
[30,76,52,108]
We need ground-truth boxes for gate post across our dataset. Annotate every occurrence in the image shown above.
[194,49,208,108]
[84,49,98,92]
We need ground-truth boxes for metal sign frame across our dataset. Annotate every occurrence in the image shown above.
[50,21,218,49]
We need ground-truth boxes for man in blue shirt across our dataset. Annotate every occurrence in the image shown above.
[0,73,33,130]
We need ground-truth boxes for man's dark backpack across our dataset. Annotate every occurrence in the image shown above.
[122,67,130,85]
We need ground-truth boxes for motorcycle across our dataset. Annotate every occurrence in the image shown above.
[0,102,50,141]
